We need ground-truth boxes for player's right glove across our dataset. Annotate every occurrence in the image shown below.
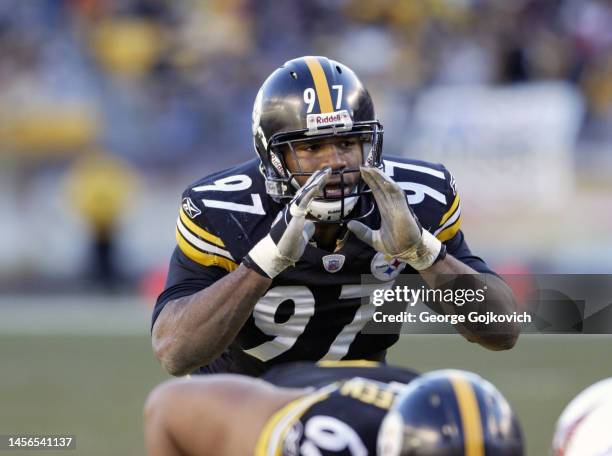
[347,166,445,270]
[243,167,331,278]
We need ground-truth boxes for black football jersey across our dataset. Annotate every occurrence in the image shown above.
[261,360,419,389]
[255,361,419,456]
[153,156,494,376]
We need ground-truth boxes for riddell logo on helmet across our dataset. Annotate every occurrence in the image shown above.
[270,152,286,177]
[315,113,342,124]
[306,110,353,135]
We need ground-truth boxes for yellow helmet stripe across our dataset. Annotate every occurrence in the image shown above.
[304,57,334,113]
[450,374,485,456]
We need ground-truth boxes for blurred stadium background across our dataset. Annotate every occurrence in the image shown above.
[1,0,611,454]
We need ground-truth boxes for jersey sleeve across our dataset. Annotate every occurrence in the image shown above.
[444,230,496,275]
[152,190,240,329]
[152,247,229,327]
[434,167,496,275]
[432,167,461,242]
[175,191,239,273]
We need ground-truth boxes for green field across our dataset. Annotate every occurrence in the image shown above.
[0,330,610,455]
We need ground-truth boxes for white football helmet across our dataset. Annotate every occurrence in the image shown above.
[552,377,612,455]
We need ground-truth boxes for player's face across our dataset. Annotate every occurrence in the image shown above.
[284,137,363,198]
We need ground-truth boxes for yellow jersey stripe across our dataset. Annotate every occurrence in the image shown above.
[176,228,238,272]
[254,397,305,456]
[451,375,485,456]
[255,386,335,456]
[304,57,334,113]
[177,217,235,261]
[440,194,460,226]
[179,208,225,248]
[436,218,461,242]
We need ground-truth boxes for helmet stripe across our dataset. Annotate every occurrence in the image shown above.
[304,56,334,113]
[450,375,485,456]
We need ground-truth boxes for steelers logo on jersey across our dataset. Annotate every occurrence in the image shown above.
[370,252,406,281]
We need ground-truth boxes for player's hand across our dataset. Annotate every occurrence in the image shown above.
[243,167,331,278]
[347,166,444,271]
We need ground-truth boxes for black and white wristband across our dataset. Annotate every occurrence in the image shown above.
[242,253,271,279]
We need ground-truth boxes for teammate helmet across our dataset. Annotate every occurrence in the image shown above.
[378,370,524,456]
[551,377,612,456]
[252,56,383,223]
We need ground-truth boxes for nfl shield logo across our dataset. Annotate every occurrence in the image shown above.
[322,254,345,273]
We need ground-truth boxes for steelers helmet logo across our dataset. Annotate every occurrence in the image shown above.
[370,252,406,281]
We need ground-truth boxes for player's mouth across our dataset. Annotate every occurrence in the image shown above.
[323,184,356,199]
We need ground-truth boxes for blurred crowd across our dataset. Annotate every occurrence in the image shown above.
[2,0,612,170]
[1,0,611,288]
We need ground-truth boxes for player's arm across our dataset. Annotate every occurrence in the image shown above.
[153,265,271,376]
[348,166,519,351]
[144,375,303,456]
[419,255,519,351]
[420,173,519,350]
[152,169,331,376]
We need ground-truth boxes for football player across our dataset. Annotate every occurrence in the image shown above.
[551,377,612,455]
[152,56,520,377]
[144,362,525,456]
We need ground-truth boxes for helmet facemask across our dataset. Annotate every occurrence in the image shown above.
[260,122,383,224]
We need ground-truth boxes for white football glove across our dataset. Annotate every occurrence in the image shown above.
[347,166,445,271]
[244,167,331,278]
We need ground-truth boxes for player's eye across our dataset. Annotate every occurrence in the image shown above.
[304,144,321,152]
[340,139,357,148]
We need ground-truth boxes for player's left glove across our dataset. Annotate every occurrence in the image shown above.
[347,166,446,271]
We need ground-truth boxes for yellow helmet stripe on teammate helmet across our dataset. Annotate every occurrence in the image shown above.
[304,57,334,113]
[450,374,485,456]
